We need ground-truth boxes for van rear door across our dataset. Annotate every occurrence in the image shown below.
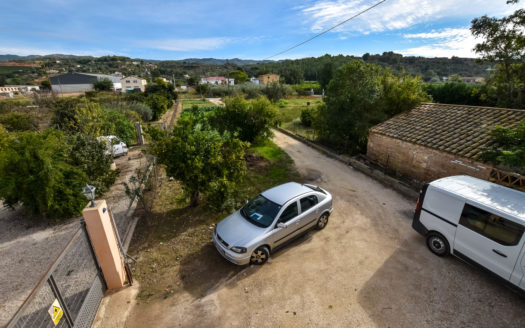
[453,203,525,280]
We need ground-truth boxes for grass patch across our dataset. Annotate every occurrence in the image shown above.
[182,99,215,110]
[129,139,301,302]
[276,96,322,125]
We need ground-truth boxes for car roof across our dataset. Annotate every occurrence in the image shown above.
[429,175,525,222]
[261,182,312,205]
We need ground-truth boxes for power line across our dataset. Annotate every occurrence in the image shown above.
[263,0,387,60]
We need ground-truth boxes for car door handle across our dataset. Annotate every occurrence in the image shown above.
[492,249,507,258]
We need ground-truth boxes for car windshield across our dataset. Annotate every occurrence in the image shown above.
[241,195,281,228]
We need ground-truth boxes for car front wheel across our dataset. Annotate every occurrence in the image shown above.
[250,246,269,265]
[316,213,329,230]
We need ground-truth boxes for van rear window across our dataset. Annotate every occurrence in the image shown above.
[459,204,524,246]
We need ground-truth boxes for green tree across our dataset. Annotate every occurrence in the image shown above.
[229,70,249,83]
[67,134,117,194]
[300,107,317,127]
[262,82,287,102]
[0,130,88,220]
[40,80,51,91]
[315,60,429,153]
[212,96,278,143]
[145,94,169,121]
[481,120,525,173]
[319,62,334,90]
[93,78,114,91]
[100,110,136,145]
[150,116,247,207]
[471,1,525,108]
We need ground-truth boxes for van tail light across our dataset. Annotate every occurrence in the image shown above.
[415,193,423,211]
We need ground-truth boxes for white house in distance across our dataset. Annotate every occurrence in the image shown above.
[250,77,259,85]
[121,76,147,93]
[199,76,234,86]
[50,73,122,93]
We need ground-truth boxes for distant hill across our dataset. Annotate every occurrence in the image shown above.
[0,54,93,62]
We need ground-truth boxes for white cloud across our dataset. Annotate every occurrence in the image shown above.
[397,27,478,57]
[301,0,522,34]
[139,38,232,52]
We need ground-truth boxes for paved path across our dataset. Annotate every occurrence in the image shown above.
[124,130,525,328]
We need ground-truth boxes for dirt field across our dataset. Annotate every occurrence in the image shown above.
[124,130,525,328]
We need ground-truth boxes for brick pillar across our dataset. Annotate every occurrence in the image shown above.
[82,200,126,290]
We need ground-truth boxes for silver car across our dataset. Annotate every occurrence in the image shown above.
[213,182,333,265]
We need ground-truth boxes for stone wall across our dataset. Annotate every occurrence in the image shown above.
[367,133,492,183]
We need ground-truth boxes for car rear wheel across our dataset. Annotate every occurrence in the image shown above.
[426,232,449,257]
[316,213,329,230]
[250,246,269,265]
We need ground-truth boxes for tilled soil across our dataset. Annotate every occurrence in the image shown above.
[125,130,525,328]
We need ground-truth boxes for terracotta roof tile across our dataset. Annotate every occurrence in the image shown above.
[370,103,525,160]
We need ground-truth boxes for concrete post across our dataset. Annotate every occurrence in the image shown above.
[82,200,126,290]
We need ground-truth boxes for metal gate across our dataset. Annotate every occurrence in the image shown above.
[7,220,106,328]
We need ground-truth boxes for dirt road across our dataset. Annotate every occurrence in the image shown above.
[126,130,525,328]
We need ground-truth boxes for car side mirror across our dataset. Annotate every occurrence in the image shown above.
[277,222,286,229]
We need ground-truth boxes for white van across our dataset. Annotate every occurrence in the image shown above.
[412,175,525,291]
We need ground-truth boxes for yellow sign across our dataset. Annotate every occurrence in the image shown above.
[48,299,63,326]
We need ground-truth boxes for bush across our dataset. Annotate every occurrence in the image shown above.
[0,112,38,131]
[150,115,247,208]
[0,130,88,220]
[0,98,32,113]
[262,82,294,102]
[481,121,525,174]
[93,78,113,91]
[212,96,278,142]
[145,94,169,121]
[100,110,136,145]
[67,134,117,194]
[292,82,322,96]
[300,107,316,127]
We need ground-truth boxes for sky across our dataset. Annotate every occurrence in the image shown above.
[0,0,523,60]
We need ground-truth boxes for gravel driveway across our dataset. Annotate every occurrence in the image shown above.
[125,130,525,328]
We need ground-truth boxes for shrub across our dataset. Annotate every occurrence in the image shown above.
[0,112,38,131]
[300,107,316,127]
[67,134,117,194]
[0,130,88,220]
[93,78,113,91]
[150,116,247,208]
[0,98,32,113]
[212,96,278,142]
[145,94,169,121]
[481,121,525,174]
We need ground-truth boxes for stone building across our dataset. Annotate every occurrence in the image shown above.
[367,103,525,184]
[257,74,280,85]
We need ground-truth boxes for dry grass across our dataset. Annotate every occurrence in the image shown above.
[128,140,301,301]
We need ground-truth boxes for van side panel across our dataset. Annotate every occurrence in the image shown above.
[511,238,525,286]
[420,212,457,246]
[422,187,464,226]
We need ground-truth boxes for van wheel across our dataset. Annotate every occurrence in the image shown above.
[426,232,449,257]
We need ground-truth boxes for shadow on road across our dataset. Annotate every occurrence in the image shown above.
[178,229,316,299]
[357,238,525,328]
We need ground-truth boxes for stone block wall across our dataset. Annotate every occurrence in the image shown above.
[367,133,492,184]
